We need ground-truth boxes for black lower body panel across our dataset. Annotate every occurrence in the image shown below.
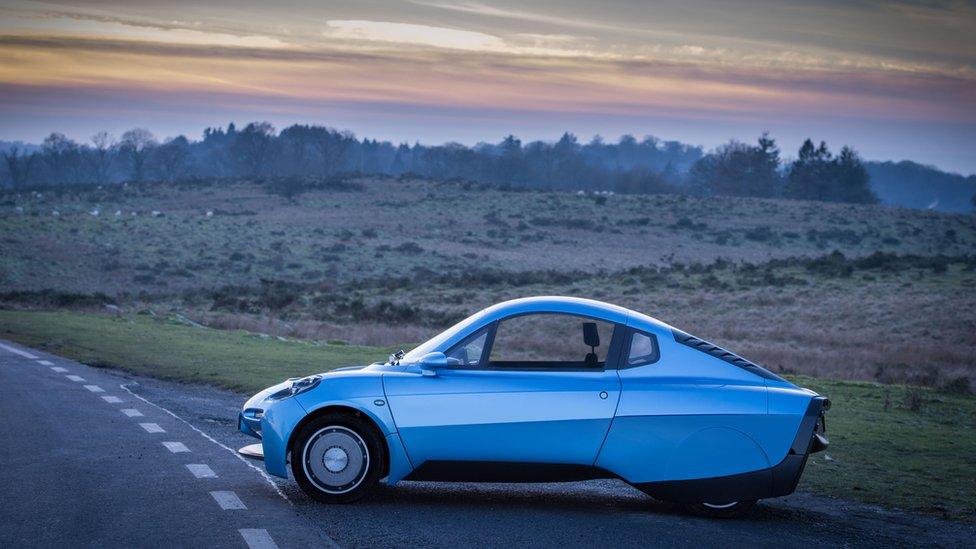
[404,461,614,483]
[634,454,808,504]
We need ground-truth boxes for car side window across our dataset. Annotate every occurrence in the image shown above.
[487,313,614,370]
[445,328,489,367]
[627,331,660,367]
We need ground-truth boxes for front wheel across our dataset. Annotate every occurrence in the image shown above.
[291,413,384,503]
[684,500,757,518]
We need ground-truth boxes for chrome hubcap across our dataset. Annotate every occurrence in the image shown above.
[323,446,349,473]
[303,426,369,494]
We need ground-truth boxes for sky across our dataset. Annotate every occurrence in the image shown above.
[0,0,974,173]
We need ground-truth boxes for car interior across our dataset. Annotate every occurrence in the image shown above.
[446,314,613,370]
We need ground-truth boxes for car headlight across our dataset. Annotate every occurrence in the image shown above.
[268,374,323,400]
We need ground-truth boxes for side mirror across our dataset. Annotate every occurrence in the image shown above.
[418,351,448,377]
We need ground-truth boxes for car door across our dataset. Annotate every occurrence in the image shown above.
[384,313,623,469]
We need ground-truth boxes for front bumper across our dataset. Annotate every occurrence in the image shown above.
[239,409,263,439]
[237,381,309,478]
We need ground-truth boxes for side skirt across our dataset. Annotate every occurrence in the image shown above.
[403,461,615,483]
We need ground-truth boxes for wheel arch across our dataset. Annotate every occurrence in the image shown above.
[288,404,391,478]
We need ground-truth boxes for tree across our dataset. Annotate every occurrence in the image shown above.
[309,126,352,176]
[835,146,878,204]
[153,136,191,181]
[42,133,81,184]
[784,139,832,201]
[2,147,36,189]
[90,131,116,183]
[784,140,877,204]
[231,122,276,177]
[278,125,315,176]
[497,135,524,184]
[688,133,781,197]
[120,128,157,182]
[552,132,584,189]
[613,167,672,194]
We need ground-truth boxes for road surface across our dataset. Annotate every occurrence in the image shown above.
[0,340,972,548]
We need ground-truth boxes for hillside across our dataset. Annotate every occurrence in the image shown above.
[867,160,976,214]
[1,177,975,391]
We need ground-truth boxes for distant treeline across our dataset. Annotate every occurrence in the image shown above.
[0,121,925,206]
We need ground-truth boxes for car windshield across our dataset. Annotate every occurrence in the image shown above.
[400,309,488,363]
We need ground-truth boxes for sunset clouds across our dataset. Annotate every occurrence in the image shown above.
[1,0,973,172]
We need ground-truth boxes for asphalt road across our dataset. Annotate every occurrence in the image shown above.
[1,340,973,548]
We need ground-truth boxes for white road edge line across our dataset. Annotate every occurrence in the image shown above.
[139,422,165,433]
[162,441,190,453]
[84,385,105,393]
[239,529,280,549]
[0,342,38,359]
[102,396,123,403]
[50,366,68,373]
[186,464,217,479]
[37,360,54,366]
[120,383,290,504]
[121,408,144,417]
[210,490,247,510]
[66,375,85,382]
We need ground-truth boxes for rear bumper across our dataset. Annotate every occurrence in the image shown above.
[636,396,829,503]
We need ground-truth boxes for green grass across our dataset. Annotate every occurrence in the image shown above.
[1,309,973,520]
[794,376,976,521]
[0,309,394,393]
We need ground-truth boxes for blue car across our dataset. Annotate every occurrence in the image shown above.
[239,296,828,517]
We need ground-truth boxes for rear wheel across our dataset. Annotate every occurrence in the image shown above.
[290,413,384,503]
[684,500,757,518]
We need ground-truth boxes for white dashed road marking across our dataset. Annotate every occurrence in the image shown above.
[3,342,303,549]
[0,343,38,359]
[119,383,290,503]
[162,441,190,453]
[210,491,247,510]
[186,464,217,479]
[239,529,279,549]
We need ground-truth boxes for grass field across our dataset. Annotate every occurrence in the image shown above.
[2,178,974,295]
[2,178,975,391]
[1,309,973,521]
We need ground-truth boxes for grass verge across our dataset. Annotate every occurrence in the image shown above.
[0,309,394,393]
[1,309,973,520]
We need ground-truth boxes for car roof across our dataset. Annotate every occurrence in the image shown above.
[476,296,672,333]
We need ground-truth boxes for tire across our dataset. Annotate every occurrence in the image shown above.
[290,412,385,504]
[684,500,757,519]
